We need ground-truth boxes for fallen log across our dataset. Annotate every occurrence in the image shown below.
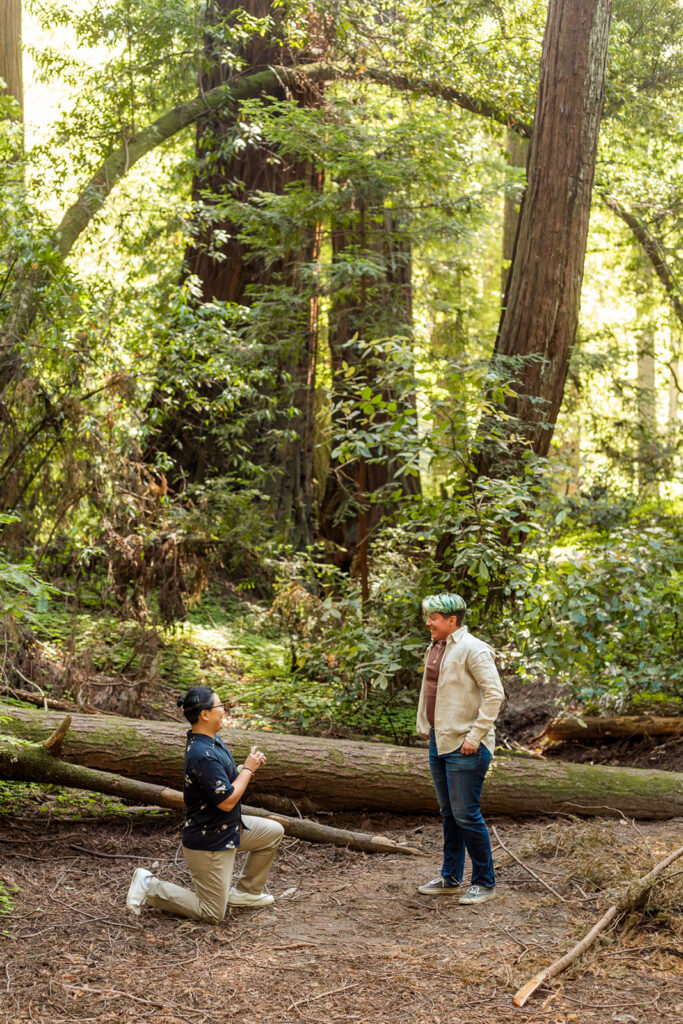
[512,843,683,1007]
[0,719,424,856]
[2,704,682,819]
[538,715,683,743]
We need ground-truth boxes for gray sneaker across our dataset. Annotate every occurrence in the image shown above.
[417,876,461,895]
[458,884,496,905]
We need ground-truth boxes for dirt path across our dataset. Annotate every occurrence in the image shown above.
[1,812,681,1024]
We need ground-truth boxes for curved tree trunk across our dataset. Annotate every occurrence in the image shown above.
[2,705,681,819]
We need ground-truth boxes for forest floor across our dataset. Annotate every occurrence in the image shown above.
[1,807,681,1024]
[3,592,681,1022]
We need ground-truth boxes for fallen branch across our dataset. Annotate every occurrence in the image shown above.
[492,825,566,902]
[288,980,363,1011]
[241,805,425,856]
[1,688,116,714]
[60,983,212,1015]
[512,844,683,1007]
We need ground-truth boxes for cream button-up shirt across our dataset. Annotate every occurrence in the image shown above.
[416,625,505,755]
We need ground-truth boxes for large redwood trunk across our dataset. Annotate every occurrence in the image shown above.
[319,194,420,571]
[3,705,682,820]
[476,0,613,477]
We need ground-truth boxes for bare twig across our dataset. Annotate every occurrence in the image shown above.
[288,980,363,1010]
[60,983,214,1014]
[68,843,174,861]
[492,826,566,902]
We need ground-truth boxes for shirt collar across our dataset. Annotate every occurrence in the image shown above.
[187,730,216,745]
[427,625,468,651]
[446,625,468,646]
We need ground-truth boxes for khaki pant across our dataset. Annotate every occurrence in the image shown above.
[145,815,284,924]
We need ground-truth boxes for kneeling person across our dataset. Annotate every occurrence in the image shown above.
[126,687,284,922]
[416,594,504,905]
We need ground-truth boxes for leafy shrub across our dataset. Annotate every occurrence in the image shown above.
[517,514,682,705]
[0,515,55,638]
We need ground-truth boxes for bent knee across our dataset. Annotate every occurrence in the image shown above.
[199,908,226,925]
[263,820,285,845]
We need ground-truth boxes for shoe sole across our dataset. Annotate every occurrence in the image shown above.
[228,897,275,908]
[458,893,496,905]
[417,887,461,895]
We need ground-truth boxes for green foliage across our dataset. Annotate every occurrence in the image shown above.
[0,0,681,733]
[518,511,682,704]
[0,516,55,632]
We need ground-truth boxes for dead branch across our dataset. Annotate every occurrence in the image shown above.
[512,844,683,1007]
[492,826,566,902]
[241,804,425,856]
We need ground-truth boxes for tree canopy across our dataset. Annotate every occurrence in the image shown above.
[0,0,680,724]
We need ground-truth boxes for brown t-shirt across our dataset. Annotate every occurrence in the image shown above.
[424,640,447,728]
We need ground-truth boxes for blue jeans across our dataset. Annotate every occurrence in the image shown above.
[428,730,495,888]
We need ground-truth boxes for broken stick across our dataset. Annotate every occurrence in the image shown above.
[241,804,425,856]
[512,843,683,1007]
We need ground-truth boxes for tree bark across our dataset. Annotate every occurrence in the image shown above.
[2,705,681,819]
[539,715,683,743]
[476,0,613,477]
[143,1,328,545]
[0,0,23,120]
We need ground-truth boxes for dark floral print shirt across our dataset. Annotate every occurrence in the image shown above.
[181,731,242,850]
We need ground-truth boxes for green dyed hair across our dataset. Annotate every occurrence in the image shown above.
[422,593,467,617]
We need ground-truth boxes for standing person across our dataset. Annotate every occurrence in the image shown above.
[126,687,284,922]
[416,593,504,905]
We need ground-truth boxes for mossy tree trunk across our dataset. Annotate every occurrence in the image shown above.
[2,705,682,820]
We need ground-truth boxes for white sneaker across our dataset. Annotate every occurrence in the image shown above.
[228,887,275,908]
[126,868,152,916]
